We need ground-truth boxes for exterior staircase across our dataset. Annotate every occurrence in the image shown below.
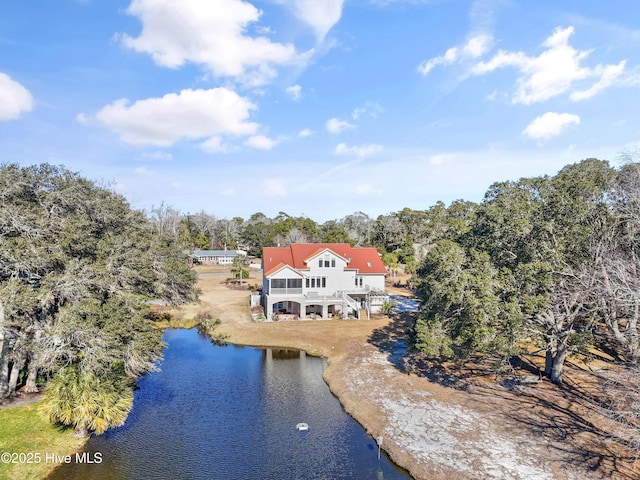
[341,293,360,319]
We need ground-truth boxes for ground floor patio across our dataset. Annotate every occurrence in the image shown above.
[262,291,389,321]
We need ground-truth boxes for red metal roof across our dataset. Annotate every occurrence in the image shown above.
[263,243,386,276]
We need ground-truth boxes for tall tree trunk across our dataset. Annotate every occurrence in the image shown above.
[7,351,25,396]
[24,319,45,393]
[545,334,569,383]
[24,359,39,393]
[0,348,9,399]
[544,348,553,378]
[0,300,10,398]
[550,342,568,383]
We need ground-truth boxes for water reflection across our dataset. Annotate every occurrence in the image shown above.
[48,329,409,480]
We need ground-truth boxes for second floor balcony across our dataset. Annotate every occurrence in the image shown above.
[269,287,303,295]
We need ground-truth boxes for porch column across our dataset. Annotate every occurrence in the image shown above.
[266,298,274,321]
[322,303,329,319]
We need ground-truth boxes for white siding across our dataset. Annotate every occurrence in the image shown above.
[304,250,352,294]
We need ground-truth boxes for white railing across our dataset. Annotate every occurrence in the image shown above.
[341,293,360,317]
[270,288,302,295]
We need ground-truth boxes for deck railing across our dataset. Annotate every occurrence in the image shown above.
[269,288,302,295]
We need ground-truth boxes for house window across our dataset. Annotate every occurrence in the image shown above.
[287,278,302,289]
[318,259,323,267]
[359,277,363,287]
[322,277,326,288]
[311,278,316,288]
[355,277,358,286]
[305,278,310,288]
[272,279,285,289]
[331,259,335,267]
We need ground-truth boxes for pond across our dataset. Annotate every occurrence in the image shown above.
[48,329,410,479]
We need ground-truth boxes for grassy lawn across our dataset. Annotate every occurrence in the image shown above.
[193,264,230,274]
[0,402,86,480]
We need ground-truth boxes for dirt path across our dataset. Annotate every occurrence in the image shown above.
[0,392,42,409]
[174,270,635,480]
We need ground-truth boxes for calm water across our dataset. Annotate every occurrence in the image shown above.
[49,329,410,479]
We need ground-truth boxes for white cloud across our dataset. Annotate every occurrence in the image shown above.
[522,112,580,140]
[298,128,313,137]
[463,33,492,57]
[262,178,287,197]
[75,112,89,124]
[245,135,277,150]
[283,0,344,41]
[200,136,234,153]
[326,117,355,133]
[0,73,33,121]
[570,61,627,100]
[95,87,258,147]
[352,100,383,120]
[286,84,302,100]
[120,0,306,85]
[418,34,492,75]
[471,26,627,104]
[334,142,383,158]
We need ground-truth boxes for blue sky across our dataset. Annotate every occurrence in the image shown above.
[1,0,639,222]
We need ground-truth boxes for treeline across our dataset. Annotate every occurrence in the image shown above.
[412,158,640,384]
[0,164,197,435]
[150,200,477,271]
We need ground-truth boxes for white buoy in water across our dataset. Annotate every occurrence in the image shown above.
[295,423,309,431]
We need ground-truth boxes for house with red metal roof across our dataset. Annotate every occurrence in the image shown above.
[261,243,389,321]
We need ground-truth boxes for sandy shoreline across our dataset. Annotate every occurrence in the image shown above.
[177,271,623,480]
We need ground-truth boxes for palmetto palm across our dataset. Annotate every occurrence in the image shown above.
[39,366,133,436]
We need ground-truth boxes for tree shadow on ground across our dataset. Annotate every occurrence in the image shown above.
[367,313,638,479]
[367,311,468,389]
[468,366,638,479]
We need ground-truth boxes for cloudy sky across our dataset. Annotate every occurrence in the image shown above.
[2,0,639,221]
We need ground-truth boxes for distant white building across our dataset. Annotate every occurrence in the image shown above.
[261,243,389,321]
[192,249,247,265]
